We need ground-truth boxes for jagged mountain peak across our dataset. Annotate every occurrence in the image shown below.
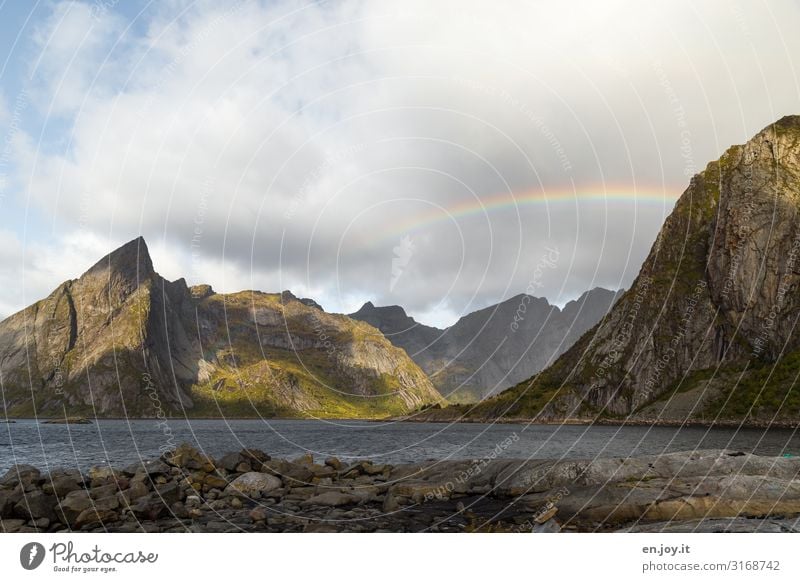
[350,302,435,331]
[279,290,324,311]
[0,239,439,418]
[769,114,800,132]
[560,287,623,317]
[354,301,406,316]
[83,236,155,282]
[350,288,619,401]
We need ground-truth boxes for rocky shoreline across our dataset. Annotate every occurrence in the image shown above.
[402,411,800,429]
[2,445,800,533]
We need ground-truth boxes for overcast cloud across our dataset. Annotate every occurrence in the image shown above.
[1,0,799,326]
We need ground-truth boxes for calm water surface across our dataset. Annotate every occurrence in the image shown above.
[1,419,799,473]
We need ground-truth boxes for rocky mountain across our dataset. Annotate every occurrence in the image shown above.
[0,238,442,418]
[350,288,621,402]
[426,115,800,424]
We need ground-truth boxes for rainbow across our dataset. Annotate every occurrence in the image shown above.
[370,185,681,243]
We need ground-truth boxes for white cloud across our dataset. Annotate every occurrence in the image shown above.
[6,0,800,325]
[29,1,126,116]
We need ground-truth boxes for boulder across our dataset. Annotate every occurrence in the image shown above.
[240,448,270,471]
[123,459,171,477]
[93,495,120,512]
[362,463,389,476]
[382,492,402,513]
[75,507,119,529]
[225,472,282,497]
[217,452,243,472]
[43,474,84,498]
[87,466,118,482]
[90,482,125,500]
[285,465,314,486]
[200,473,229,491]
[13,491,57,522]
[155,481,183,505]
[309,464,337,479]
[0,464,41,487]
[164,443,215,472]
[57,490,93,525]
[324,457,343,470]
[170,501,189,519]
[117,480,150,506]
[130,494,169,520]
[294,453,314,466]
[0,488,23,518]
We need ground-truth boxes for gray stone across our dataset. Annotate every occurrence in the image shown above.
[170,501,189,519]
[155,481,183,505]
[302,491,360,507]
[226,472,282,496]
[123,459,171,477]
[130,494,169,521]
[117,480,150,506]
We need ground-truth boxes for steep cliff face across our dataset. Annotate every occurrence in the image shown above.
[350,288,620,402]
[0,238,195,416]
[0,238,441,418]
[451,115,800,423]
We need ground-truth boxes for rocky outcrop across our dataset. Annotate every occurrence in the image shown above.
[0,238,441,418]
[441,115,800,423]
[2,446,797,532]
[350,288,620,402]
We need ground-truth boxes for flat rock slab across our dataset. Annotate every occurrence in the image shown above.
[619,517,800,533]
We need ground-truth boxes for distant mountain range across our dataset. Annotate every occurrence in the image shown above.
[0,238,442,418]
[350,288,621,402]
[419,115,800,425]
[11,114,796,424]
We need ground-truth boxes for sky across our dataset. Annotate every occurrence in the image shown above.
[0,0,798,328]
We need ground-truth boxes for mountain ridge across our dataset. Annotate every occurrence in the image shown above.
[0,238,443,418]
[419,115,800,424]
[350,287,622,402]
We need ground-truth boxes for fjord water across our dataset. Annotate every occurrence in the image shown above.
[2,419,799,473]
